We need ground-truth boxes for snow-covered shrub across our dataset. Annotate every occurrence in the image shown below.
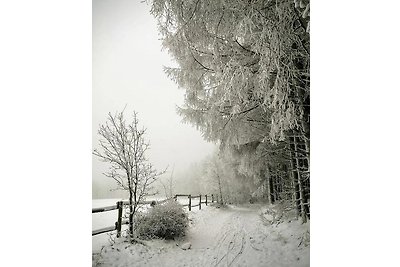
[261,201,298,225]
[135,200,189,240]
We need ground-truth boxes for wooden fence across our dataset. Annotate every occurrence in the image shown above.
[92,194,219,236]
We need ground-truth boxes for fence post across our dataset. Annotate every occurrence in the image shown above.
[188,195,191,211]
[174,195,177,201]
[199,195,202,210]
[116,201,123,237]
[211,194,214,203]
[205,194,208,206]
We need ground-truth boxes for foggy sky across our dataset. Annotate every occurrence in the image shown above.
[92,0,216,198]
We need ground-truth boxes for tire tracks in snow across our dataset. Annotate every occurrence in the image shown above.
[96,205,309,267]
[210,208,256,267]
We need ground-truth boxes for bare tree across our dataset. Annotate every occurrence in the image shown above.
[160,164,175,198]
[93,110,166,238]
[205,153,225,205]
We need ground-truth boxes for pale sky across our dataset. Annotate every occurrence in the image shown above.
[92,0,216,198]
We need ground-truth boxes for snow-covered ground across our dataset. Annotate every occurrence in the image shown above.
[92,201,310,267]
[92,199,122,253]
[92,197,202,253]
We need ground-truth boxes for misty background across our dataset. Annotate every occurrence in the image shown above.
[92,0,216,199]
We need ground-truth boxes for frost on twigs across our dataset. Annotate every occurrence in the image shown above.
[93,109,166,238]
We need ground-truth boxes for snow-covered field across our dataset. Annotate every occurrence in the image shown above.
[92,197,202,253]
[93,200,310,267]
[92,199,122,253]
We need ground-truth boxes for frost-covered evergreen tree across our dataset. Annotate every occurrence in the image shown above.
[150,0,310,222]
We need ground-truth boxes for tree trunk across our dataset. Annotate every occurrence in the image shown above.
[302,136,310,218]
[293,136,307,223]
[266,171,273,204]
[265,166,274,204]
[217,174,223,204]
[269,174,275,204]
[129,190,134,237]
[289,137,301,219]
[291,162,301,218]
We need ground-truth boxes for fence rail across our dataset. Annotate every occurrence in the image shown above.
[92,225,116,236]
[92,193,219,236]
[92,205,118,213]
[121,196,175,206]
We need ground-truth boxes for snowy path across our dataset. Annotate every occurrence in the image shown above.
[94,205,309,267]
[188,206,265,266]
